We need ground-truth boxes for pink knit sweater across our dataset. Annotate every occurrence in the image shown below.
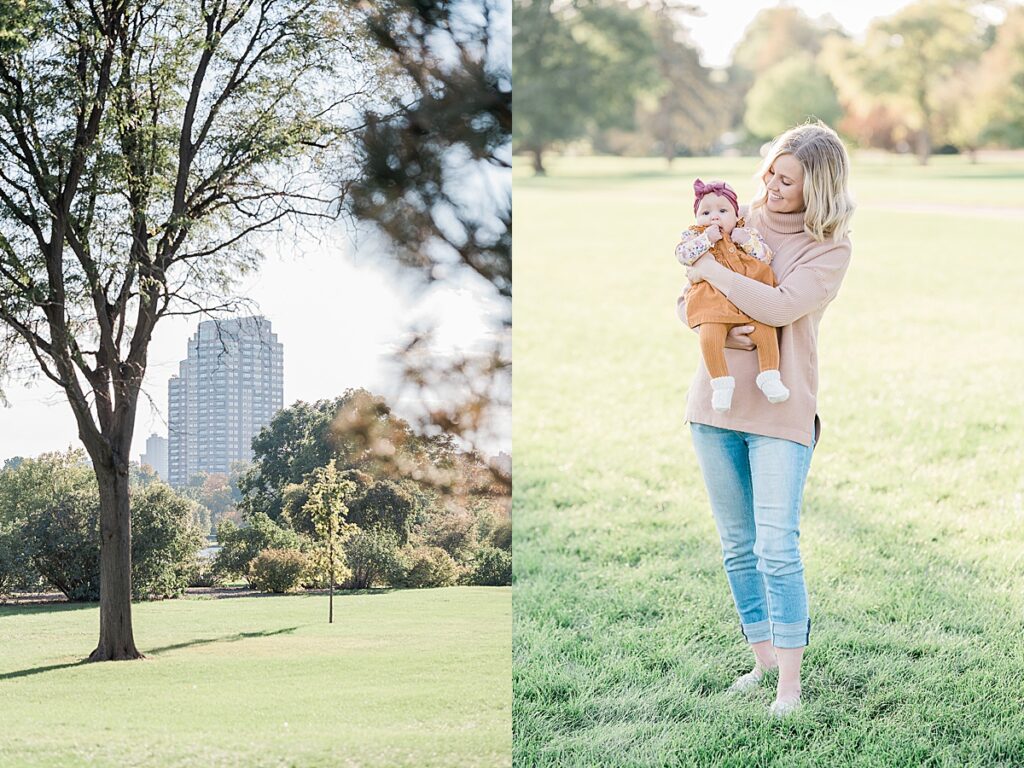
[677,206,852,446]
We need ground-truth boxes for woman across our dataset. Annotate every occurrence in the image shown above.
[678,121,855,716]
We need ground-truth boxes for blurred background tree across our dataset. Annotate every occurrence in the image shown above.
[513,0,1023,165]
[513,0,658,173]
[627,2,727,162]
[743,53,842,141]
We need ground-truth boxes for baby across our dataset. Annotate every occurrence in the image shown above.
[676,178,789,412]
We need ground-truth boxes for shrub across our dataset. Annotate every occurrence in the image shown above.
[418,506,478,560]
[1,451,204,601]
[248,548,308,593]
[213,512,306,584]
[402,546,460,588]
[0,520,39,596]
[188,558,224,588]
[344,527,405,589]
[468,546,511,586]
[131,485,207,599]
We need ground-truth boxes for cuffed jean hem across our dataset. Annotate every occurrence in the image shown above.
[772,618,811,649]
[739,619,771,644]
[740,618,810,648]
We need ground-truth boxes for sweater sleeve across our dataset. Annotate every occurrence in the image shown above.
[705,239,851,327]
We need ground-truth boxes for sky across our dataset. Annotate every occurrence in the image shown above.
[684,0,929,69]
[0,224,510,464]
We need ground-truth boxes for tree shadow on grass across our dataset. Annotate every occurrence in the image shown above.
[0,627,301,681]
[0,600,96,616]
[146,626,300,656]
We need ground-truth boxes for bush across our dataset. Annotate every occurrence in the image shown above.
[248,548,308,593]
[1,451,204,601]
[468,546,511,586]
[402,546,460,588]
[344,527,405,589]
[188,558,224,588]
[213,512,306,584]
[0,519,40,596]
[131,485,207,599]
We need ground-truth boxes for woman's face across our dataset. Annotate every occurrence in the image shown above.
[763,153,805,213]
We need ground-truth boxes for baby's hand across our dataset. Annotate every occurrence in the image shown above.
[731,227,750,245]
[705,224,722,243]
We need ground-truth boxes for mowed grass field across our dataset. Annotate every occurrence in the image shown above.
[512,154,1024,767]
[0,587,510,768]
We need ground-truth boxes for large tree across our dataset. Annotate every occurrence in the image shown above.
[0,1,383,660]
[513,0,656,174]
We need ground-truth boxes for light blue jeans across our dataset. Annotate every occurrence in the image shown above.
[690,423,814,649]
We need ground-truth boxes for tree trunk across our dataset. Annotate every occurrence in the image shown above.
[328,520,334,624]
[89,463,144,661]
[915,128,930,165]
[532,148,546,176]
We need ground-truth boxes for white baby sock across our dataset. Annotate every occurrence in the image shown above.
[756,370,790,404]
[710,376,735,412]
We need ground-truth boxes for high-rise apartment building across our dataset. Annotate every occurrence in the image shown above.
[168,317,284,487]
[139,433,169,481]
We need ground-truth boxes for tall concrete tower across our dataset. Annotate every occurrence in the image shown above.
[168,317,283,486]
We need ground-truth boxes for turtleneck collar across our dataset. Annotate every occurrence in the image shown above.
[760,206,806,235]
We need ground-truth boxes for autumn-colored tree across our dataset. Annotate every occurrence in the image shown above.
[841,0,989,163]
[975,5,1024,148]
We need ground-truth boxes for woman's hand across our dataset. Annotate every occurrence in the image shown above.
[686,254,717,284]
[724,325,756,350]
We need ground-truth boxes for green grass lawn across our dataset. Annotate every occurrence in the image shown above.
[0,587,510,768]
[512,154,1024,767]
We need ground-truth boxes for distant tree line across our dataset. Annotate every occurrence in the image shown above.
[0,388,510,600]
[514,0,1024,168]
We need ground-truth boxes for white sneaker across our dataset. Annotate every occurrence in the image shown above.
[710,376,735,412]
[769,696,802,717]
[756,369,790,404]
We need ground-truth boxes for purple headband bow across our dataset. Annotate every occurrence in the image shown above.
[693,178,739,216]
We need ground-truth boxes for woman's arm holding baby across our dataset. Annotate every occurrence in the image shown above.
[686,239,851,327]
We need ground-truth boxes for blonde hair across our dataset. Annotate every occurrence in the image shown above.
[751,120,855,242]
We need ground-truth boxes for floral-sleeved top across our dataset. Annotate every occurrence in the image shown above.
[675,224,773,266]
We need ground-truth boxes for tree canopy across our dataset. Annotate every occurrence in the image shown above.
[0,0,387,660]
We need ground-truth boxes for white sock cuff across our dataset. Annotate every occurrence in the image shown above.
[756,370,781,385]
[710,376,735,390]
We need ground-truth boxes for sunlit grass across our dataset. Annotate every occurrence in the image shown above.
[512,154,1024,767]
[0,588,511,768]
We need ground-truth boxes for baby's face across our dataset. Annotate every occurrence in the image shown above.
[696,193,737,233]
